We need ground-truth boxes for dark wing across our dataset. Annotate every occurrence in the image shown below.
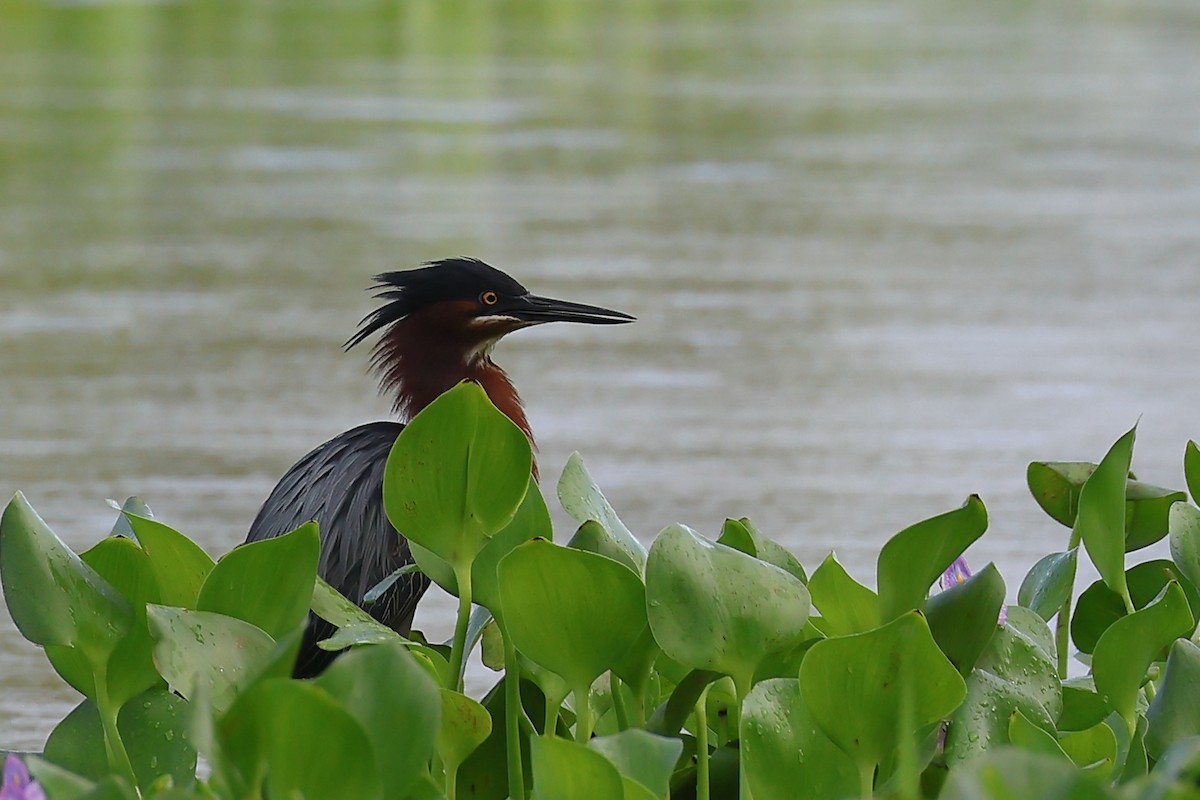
[245,420,430,676]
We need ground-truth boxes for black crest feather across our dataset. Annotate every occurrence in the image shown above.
[344,257,528,350]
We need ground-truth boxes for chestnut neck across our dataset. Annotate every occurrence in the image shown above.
[372,310,538,474]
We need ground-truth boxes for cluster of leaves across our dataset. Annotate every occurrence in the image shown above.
[3,384,1200,800]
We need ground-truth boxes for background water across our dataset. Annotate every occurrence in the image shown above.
[2,0,1199,749]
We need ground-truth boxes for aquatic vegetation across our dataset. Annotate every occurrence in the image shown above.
[3,384,1200,799]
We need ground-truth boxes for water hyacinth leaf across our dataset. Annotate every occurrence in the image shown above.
[310,576,377,629]
[315,643,440,799]
[1145,639,1200,759]
[1093,581,1192,732]
[925,562,1005,676]
[588,730,682,799]
[146,606,276,716]
[569,520,641,575]
[1187,441,1200,504]
[47,536,163,703]
[740,678,858,800]
[941,749,1115,800]
[944,608,1061,764]
[1169,501,1200,592]
[807,553,879,636]
[0,493,132,661]
[1029,461,1184,552]
[799,611,965,777]
[876,495,988,623]
[718,518,807,584]
[1058,723,1117,774]
[530,736,623,800]
[25,757,96,800]
[107,497,151,538]
[1009,709,1070,760]
[472,476,552,616]
[362,563,422,606]
[196,521,318,641]
[1139,737,1200,800]
[1018,549,1079,622]
[218,678,381,800]
[646,524,810,698]
[1075,426,1136,603]
[43,688,195,790]
[498,539,647,691]
[1059,678,1109,732]
[123,514,214,608]
[384,381,531,568]
[438,690,492,783]
[1071,561,1200,655]
[557,452,646,570]
[1120,717,1149,782]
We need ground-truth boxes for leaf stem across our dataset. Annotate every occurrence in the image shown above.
[611,676,631,731]
[858,762,875,800]
[544,692,562,738]
[695,685,711,800]
[93,664,137,789]
[446,562,474,691]
[500,620,526,800]
[573,683,593,744]
[1056,533,1082,679]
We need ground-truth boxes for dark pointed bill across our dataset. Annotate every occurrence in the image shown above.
[504,294,635,325]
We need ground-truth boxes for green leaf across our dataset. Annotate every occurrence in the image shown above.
[384,381,531,568]
[799,611,965,778]
[1059,678,1109,732]
[47,536,164,704]
[218,678,382,800]
[1093,582,1193,732]
[146,606,277,716]
[1075,426,1137,604]
[1169,501,1200,592]
[499,539,647,691]
[315,643,440,799]
[1018,549,1078,622]
[1072,560,1200,655]
[646,524,810,698]
[740,677,858,800]
[530,736,623,800]
[1187,441,1200,505]
[925,562,1005,676]
[1029,461,1185,552]
[588,730,682,800]
[472,476,551,617]
[557,452,646,570]
[1058,722,1117,774]
[43,688,196,790]
[876,495,988,623]
[718,518,807,584]
[196,521,318,640]
[123,513,214,608]
[1145,638,1200,759]
[569,520,642,575]
[941,749,1116,799]
[1008,708,1069,760]
[807,553,879,636]
[439,689,493,779]
[944,608,1061,764]
[0,492,132,663]
[25,757,97,800]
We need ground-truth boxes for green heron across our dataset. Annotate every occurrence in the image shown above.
[244,257,634,676]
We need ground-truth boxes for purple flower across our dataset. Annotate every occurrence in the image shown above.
[939,556,972,590]
[1,755,45,800]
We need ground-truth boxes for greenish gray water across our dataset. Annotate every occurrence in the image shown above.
[2,0,1199,748]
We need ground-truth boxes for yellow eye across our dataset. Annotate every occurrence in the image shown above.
[480,291,499,306]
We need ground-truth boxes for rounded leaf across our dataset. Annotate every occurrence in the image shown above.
[438,689,492,774]
[384,381,531,567]
[646,524,810,696]
[799,611,965,774]
[530,736,623,800]
[741,678,858,800]
[498,540,646,690]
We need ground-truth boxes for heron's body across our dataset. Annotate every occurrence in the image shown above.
[244,258,631,676]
